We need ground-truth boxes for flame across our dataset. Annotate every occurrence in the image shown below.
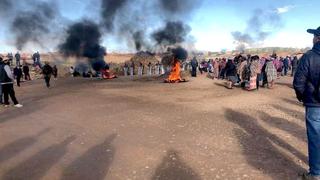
[102,69,117,79]
[166,59,182,83]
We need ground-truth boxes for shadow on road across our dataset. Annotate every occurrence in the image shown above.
[0,102,45,124]
[3,136,75,180]
[282,98,303,107]
[225,109,306,180]
[152,149,201,180]
[259,111,306,141]
[272,104,304,120]
[0,128,51,164]
[276,82,293,89]
[61,133,117,180]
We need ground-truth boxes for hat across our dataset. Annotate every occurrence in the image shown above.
[307,27,320,36]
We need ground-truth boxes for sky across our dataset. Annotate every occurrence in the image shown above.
[0,0,319,53]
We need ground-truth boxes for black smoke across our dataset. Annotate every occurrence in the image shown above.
[132,31,144,51]
[0,0,11,12]
[172,47,188,61]
[152,21,191,46]
[158,0,200,19]
[10,1,58,50]
[98,0,202,51]
[232,8,282,51]
[59,20,106,71]
[101,0,128,31]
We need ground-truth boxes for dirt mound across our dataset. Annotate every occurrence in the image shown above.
[129,51,159,65]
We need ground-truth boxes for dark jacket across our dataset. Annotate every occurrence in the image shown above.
[293,42,320,107]
[52,66,58,75]
[13,67,23,77]
[42,64,53,77]
[23,65,29,74]
[191,58,198,68]
[0,63,13,83]
[291,57,298,69]
[225,61,237,77]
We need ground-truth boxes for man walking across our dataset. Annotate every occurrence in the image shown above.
[0,58,23,108]
[42,62,53,88]
[294,26,320,180]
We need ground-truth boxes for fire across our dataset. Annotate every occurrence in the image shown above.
[102,69,117,79]
[165,59,182,83]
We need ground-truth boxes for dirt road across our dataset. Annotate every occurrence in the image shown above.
[0,75,307,180]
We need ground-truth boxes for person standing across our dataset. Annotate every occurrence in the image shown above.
[23,64,31,80]
[13,66,23,87]
[294,27,320,180]
[42,62,53,88]
[52,65,58,80]
[123,63,128,76]
[138,62,143,76]
[130,60,134,77]
[291,56,299,77]
[147,62,152,76]
[35,51,41,67]
[7,53,13,66]
[262,58,277,89]
[283,56,290,76]
[224,59,237,89]
[15,51,21,66]
[0,58,23,108]
[190,57,198,77]
[32,52,37,65]
[155,62,160,75]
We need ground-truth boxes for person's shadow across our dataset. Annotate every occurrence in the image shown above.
[61,133,117,180]
[152,149,201,180]
[0,128,51,164]
[3,136,75,180]
[225,109,305,179]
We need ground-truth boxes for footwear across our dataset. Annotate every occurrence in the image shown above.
[14,104,23,108]
[4,105,9,108]
[299,173,320,180]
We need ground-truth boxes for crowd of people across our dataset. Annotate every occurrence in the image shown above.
[190,54,300,90]
[123,60,167,77]
[0,51,59,108]
[120,54,299,91]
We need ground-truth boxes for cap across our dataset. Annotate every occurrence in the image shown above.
[307,26,320,36]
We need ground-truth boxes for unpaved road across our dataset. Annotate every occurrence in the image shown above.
[0,75,307,180]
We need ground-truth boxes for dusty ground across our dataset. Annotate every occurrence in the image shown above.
[0,74,307,180]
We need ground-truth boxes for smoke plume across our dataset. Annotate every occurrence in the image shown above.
[152,21,191,47]
[172,46,188,61]
[158,0,201,19]
[101,0,128,31]
[0,0,11,12]
[98,0,202,51]
[10,1,59,50]
[232,8,282,51]
[59,20,106,71]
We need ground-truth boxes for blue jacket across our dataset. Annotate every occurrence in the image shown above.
[293,42,320,107]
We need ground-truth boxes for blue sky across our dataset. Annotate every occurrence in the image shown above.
[1,0,319,52]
